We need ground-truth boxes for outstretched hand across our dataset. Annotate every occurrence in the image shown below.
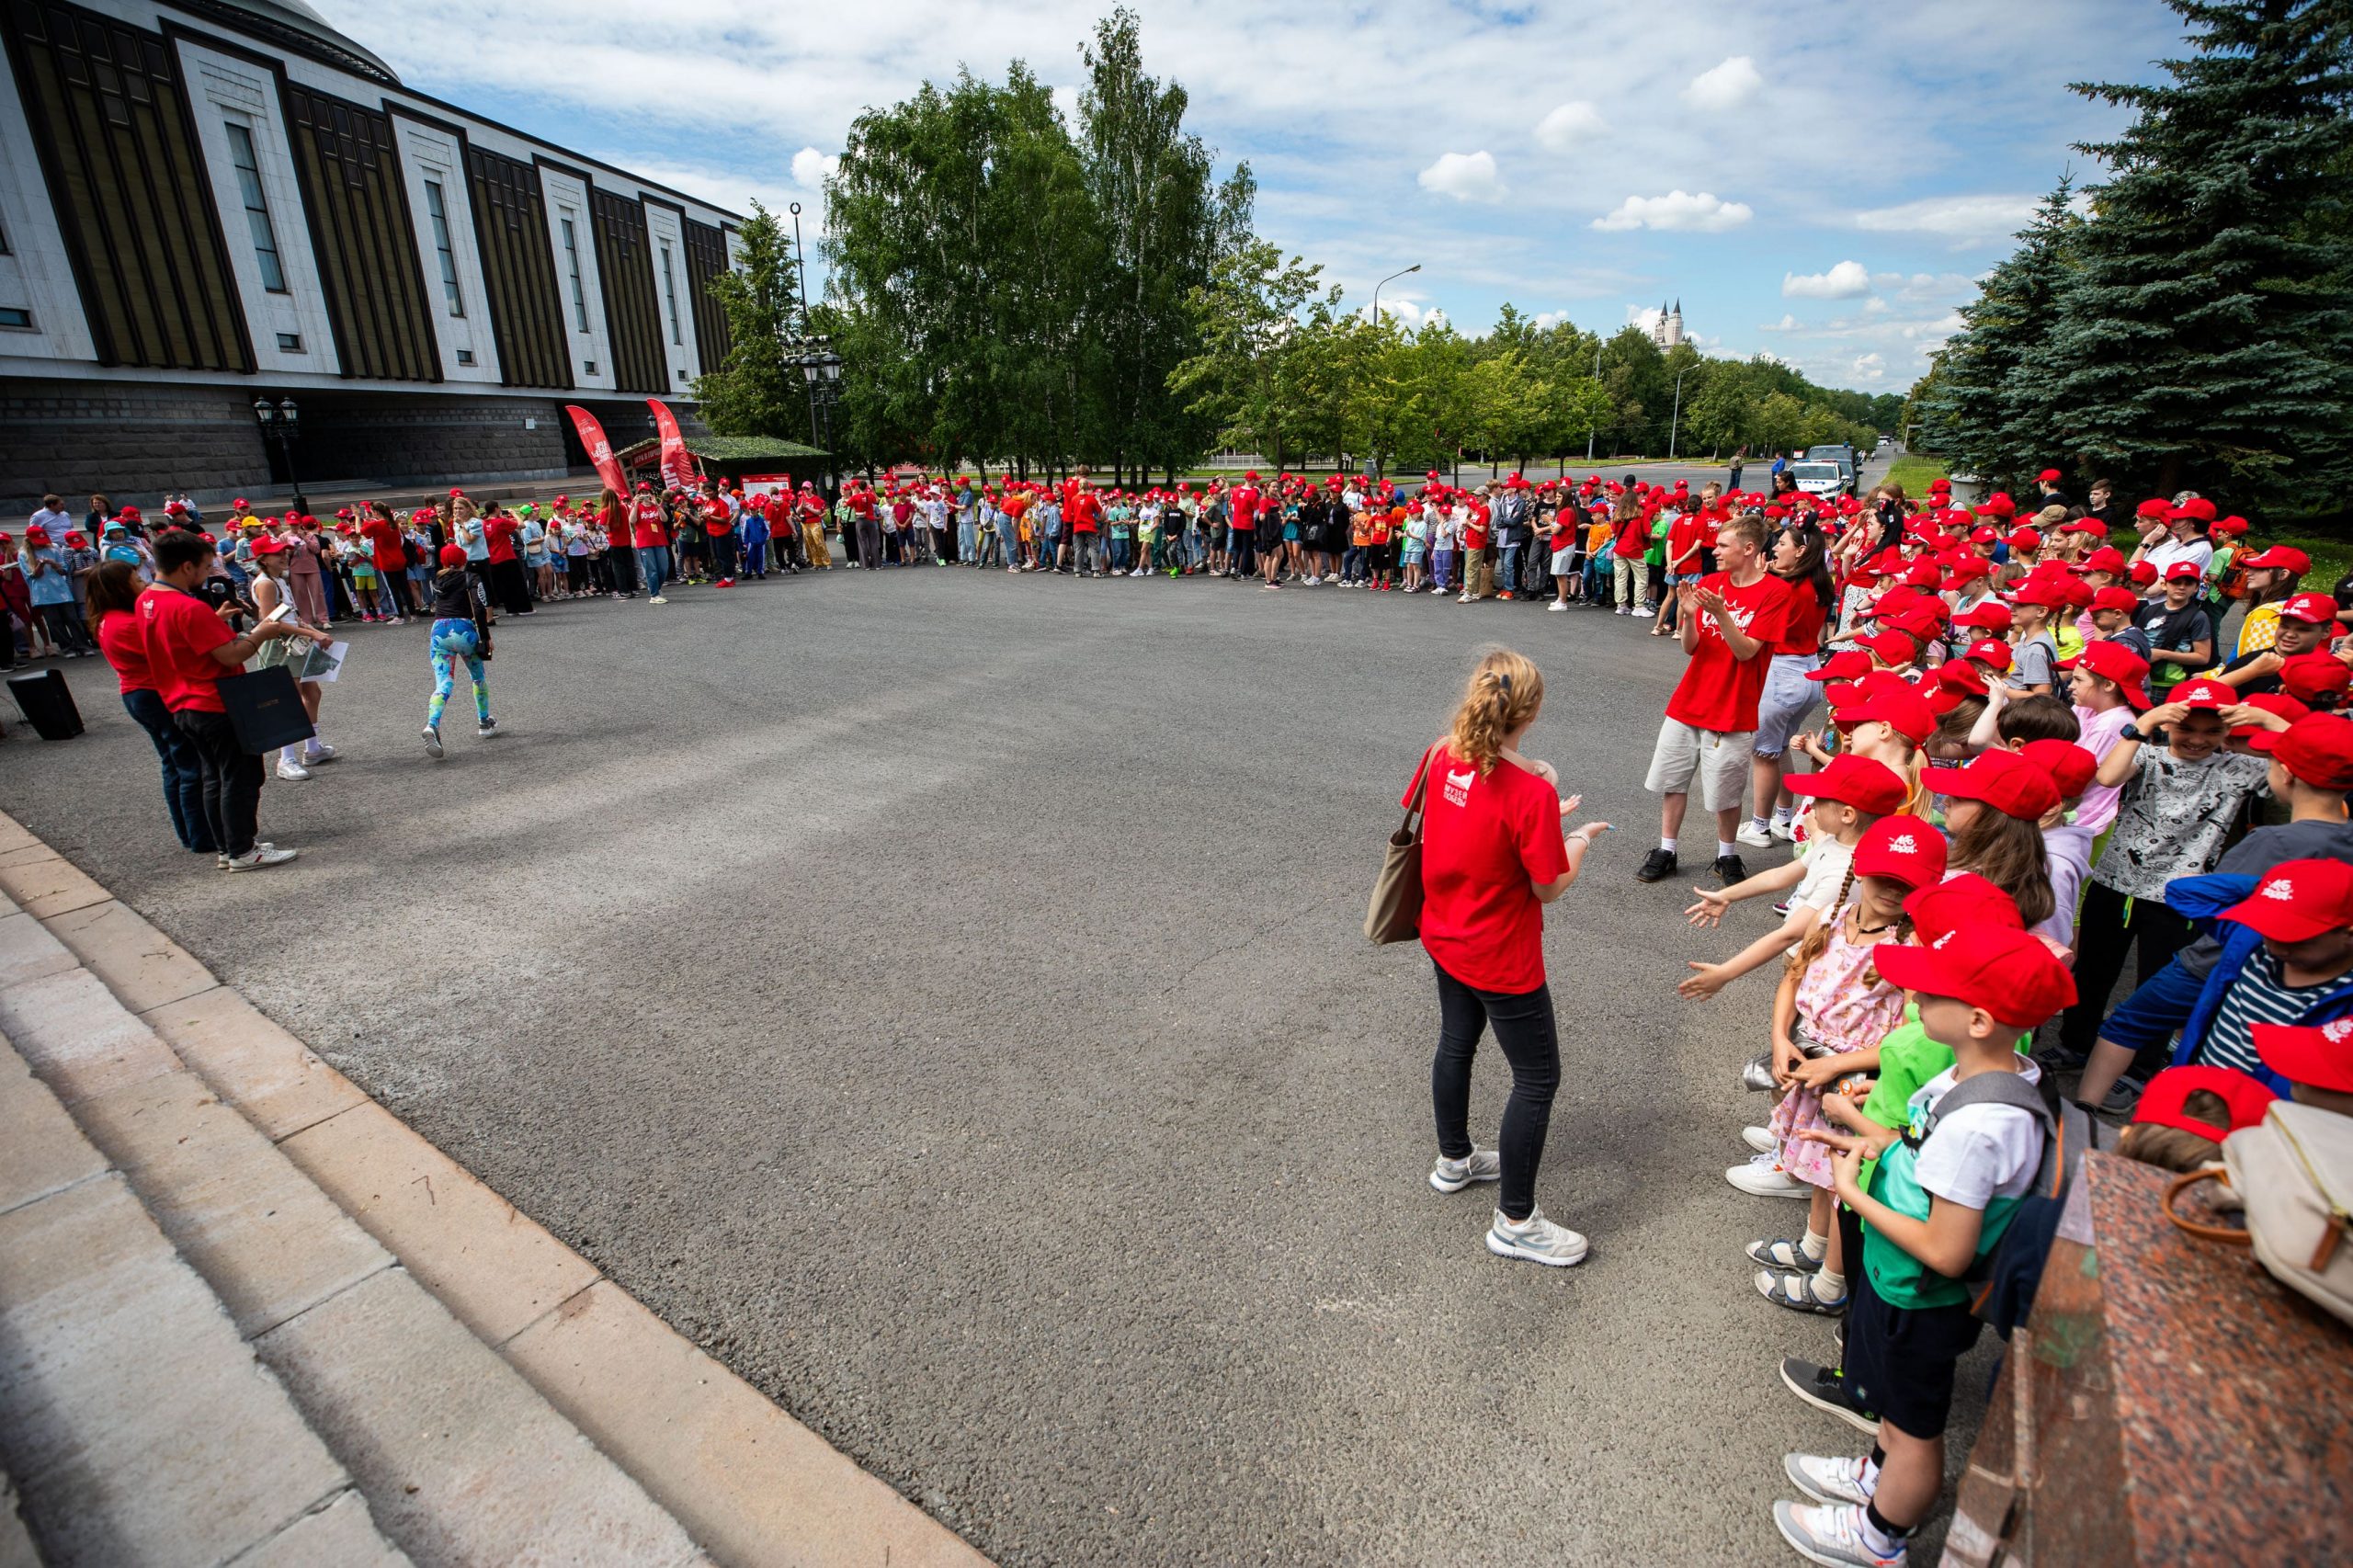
[1684,886,1731,928]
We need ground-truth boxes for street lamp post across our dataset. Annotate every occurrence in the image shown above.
[1586,343,1603,462]
[1367,264,1420,482]
[1666,368,1688,461]
[251,395,301,502]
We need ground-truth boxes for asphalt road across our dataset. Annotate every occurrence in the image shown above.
[0,532,1982,1565]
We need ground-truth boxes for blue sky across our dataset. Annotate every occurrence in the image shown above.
[316,0,2188,392]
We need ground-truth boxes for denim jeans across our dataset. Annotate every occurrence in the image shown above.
[1109,536,1131,572]
[958,520,978,561]
[1499,544,1523,592]
[1430,960,1561,1222]
[123,687,211,851]
[637,544,671,597]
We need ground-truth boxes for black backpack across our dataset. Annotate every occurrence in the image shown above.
[1914,1069,2116,1336]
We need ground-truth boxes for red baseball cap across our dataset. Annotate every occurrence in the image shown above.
[1787,755,1909,816]
[2247,711,2353,789]
[1964,638,2014,673]
[1936,659,1989,696]
[438,544,467,567]
[2278,592,2338,625]
[2090,585,2142,615]
[2280,653,2352,706]
[2076,546,2127,575]
[2164,561,2202,582]
[1851,813,1949,889]
[2222,858,2353,941]
[1926,747,2062,821]
[2066,639,2154,707]
[1874,923,2079,1026]
[2240,546,2311,573]
[2168,678,2236,710]
[2255,1017,2353,1094]
[2021,738,2098,800]
[1862,629,1918,665]
[1904,873,2024,941]
[251,536,288,555]
[2007,528,2042,553]
[1833,684,1937,745]
[1807,650,1875,686]
[2037,468,2063,483]
[2231,691,2311,738]
[1952,601,2013,633]
[2131,1065,2278,1140]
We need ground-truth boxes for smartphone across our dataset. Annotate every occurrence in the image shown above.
[264,602,296,624]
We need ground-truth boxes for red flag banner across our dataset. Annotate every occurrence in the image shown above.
[646,399,699,491]
[563,404,629,496]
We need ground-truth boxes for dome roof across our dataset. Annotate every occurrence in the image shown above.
[176,0,400,85]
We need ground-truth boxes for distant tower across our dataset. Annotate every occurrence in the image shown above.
[1651,298,1685,349]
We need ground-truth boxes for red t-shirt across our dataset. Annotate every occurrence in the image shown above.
[483,517,519,563]
[1774,584,1829,656]
[630,497,668,549]
[363,519,406,572]
[1227,487,1258,529]
[1665,572,1795,733]
[601,503,631,548]
[96,608,154,694]
[703,497,733,537]
[1068,491,1102,534]
[1462,505,1490,551]
[135,584,233,713]
[1665,513,1705,572]
[1408,745,1571,994]
[1613,515,1650,559]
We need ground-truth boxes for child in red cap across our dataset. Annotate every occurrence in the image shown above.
[1777,924,2076,1568]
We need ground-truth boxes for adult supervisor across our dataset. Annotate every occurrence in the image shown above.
[1413,648,1609,1267]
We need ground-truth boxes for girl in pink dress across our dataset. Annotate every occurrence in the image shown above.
[1737,816,1948,1313]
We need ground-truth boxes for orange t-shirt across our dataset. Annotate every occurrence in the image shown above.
[1350,514,1372,547]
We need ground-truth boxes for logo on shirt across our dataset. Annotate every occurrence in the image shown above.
[1444,767,1474,807]
[1932,931,1955,949]
[2328,1019,2353,1044]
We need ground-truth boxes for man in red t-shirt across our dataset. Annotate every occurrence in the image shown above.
[1638,511,1793,887]
[628,483,675,602]
[481,510,532,617]
[700,484,738,585]
[1225,472,1258,578]
[360,510,409,619]
[140,528,320,869]
[1066,478,1104,576]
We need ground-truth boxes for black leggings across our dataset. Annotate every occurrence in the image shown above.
[2058,881,2192,1059]
[1430,960,1561,1222]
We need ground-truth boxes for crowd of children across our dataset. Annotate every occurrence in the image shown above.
[1590,472,2353,1566]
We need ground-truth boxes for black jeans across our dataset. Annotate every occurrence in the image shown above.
[1430,959,1561,1222]
[2058,881,2192,1059]
[488,557,533,616]
[173,707,264,858]
[125,687,212,851]
[709,530,738,579]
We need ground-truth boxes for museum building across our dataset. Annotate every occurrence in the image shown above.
[0,0,744,510]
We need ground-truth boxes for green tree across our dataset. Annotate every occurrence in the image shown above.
[692,203,803,440]
[2041,0,2353,504]
[1919,178,2082,487]
[1167,236,1333,471]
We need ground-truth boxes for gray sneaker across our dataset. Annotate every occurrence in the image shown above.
[1429,1148,1503,1193]
[1772,1500,1905,1566]
[1784,1452,1873,1508]
[1484,1207,1589,1267]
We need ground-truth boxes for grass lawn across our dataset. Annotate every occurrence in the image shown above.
[1882,454,1950,495]
[2263,532,2353,595]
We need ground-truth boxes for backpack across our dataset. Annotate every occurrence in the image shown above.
[1920,1069,2116,1335]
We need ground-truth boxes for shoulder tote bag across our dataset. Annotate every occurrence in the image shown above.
[216,665,317,756]
[1365,744,1437,945]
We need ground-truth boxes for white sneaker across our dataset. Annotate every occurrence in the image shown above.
[1772,1500,1905,1566]
[422,726,443,759]
[649,595,668,605]
[1736,822,1774,849]
[1742,1125,1778,1154]
[1770,816,1797,842]
[275,759,312,781]
[223,846,299,871]
[1548,600,1568,611]
[1484,1207,1588,1267]
[1727,1153,1811,1199]
[1429,1148,1503,1193]
[1615,605,1629,615]
[477,719,499,738]
[1303,574,1320,585]
[305,743,337,763]
[1784,1452,1875,1508]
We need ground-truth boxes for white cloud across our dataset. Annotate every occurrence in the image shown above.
[1758,313,1799,332]
[1862,296,1889,314]
[1781,260,1872,300]
[1851,352,1886,381]
[1531,310,1574,330]
[1534,101,1605,152]
[1593,190,1753,233]
[1418,151,1506,203]
[1683,55,1762,111]
[1851,194,2040,246]
[790,147,840,190]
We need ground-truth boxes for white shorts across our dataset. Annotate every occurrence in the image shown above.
[1644,718,1755,812]
[1550,548,1576,574]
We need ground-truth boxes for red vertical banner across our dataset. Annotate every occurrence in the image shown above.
[646,399,699,491]
[563,404,630,495]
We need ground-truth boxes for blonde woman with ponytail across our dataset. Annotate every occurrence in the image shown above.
[1411,649,1609,1267]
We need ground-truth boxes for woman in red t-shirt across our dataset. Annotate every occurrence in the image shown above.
[1408,649,1610,1268]
[86,560,213,854]
[596,487,638,597]
[1743,524,1838,847]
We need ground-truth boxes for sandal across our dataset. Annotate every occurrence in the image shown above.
[1747,1236,1824,1271]
[1756,1267,1847,1315]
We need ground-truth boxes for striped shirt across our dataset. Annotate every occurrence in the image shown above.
[2196,951,2332,1076]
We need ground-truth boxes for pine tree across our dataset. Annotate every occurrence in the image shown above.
[2042,0,2353,506]
[1917,178,2082,489]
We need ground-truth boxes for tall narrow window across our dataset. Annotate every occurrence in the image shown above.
[425,179,463,317]
[560,212,588,332]
[224,122,287,293]
[660,242,682,346]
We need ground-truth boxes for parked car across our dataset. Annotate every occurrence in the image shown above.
[1790,460,1848,498]
[1802,445,1858,492]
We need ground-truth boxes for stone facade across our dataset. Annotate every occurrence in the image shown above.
[1,380,580,514]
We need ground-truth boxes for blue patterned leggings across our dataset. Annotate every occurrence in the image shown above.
[427,619,489,727]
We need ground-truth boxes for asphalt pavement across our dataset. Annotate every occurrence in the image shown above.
[0,531,1982,1566]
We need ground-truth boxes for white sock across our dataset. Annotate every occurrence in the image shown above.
[1814,1267,1848,1301]
[1717,840,1739,859]
[304,738,324,759]
[1748,815,1769,833]
[1660,836,1677,854]
[1801,1229,1828,1262]
[1772,805,1793,824]
[278,745,301,768]
[1859,1453,1882,1496]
